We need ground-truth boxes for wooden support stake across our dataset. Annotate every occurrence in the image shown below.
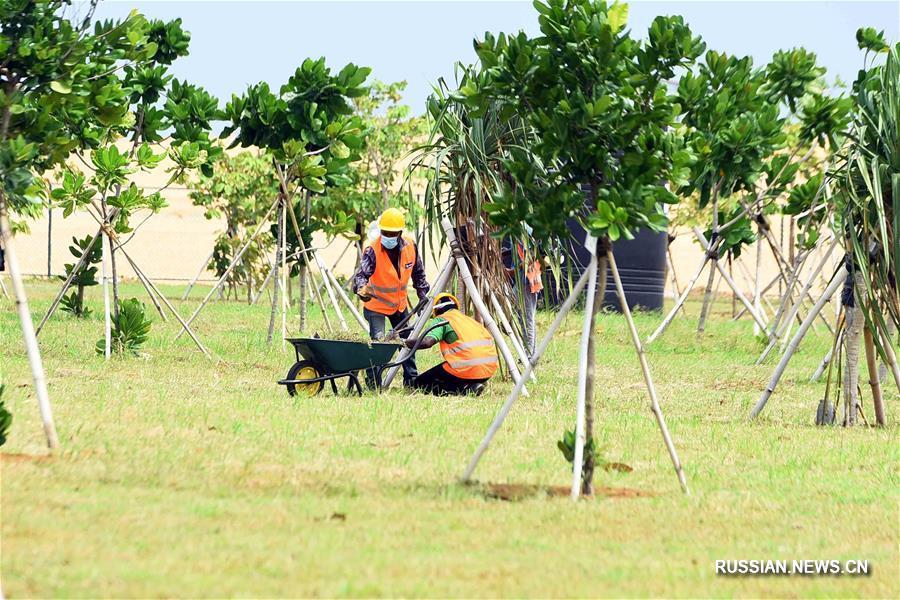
[609,249,689,494]
[751,265,848,418]
[0,200,59,449]
[181,250,214,301]
[176,198,279,340]
[489,291,536,382]
[119,248,211,358]
[864,326,885,426]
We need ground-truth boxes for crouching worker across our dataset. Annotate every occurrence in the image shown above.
[406,293,498,396]
[352,208,429,388]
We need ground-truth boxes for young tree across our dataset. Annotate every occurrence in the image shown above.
[0,0,159,446]
[42,15,222,355]
[214,57,370,342]
[315,80,426,261]
[461,0,702,495]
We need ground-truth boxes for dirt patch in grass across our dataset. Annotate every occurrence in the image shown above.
[1,453,53,464]
[479,482,655,501]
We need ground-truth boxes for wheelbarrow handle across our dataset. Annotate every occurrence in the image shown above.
[384,296,431,339]
[376,321,446,376]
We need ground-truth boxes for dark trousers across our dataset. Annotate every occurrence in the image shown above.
[364,307,417,387]
[414,363,488,396]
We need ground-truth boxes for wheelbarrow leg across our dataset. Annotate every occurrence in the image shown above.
[348,373,363,397]
[329,377,339,395]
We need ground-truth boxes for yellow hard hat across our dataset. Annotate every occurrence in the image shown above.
[378,207,406,232]
[433,292,460,316]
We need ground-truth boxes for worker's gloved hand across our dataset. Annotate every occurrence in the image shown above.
[404,337,418,349]
[357,284,373,301]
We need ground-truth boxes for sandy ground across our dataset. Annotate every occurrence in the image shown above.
[13,180,840,302]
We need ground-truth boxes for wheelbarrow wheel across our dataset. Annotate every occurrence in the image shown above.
[285,360,324,397]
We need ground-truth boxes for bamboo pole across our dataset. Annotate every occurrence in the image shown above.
[119,248,211,358]
[757,237,838,364]
[181,250,214,301]
[314,251,349,331]
[102,231,111,358]
[571,247,599,500]
[0,202,60,450]
[0,274,9,300]
[251,257,276,305]
[645,255,710,345]
[608,249,689,494]
[441,217,524,389]
[864,326,885,426]
[878,322,900,395]
[461,265,592,482]
[324,265,367,331]
[36,226,103,335]
[753,236,762,335]
[280,198,288,350]
[751,265,849,418]
[266,199,283,346]
[282,189,338,333]
[382,258,455,388]
[176,197,279,340]
[489,291,536,382]
[316,239,354,297]
[811,311,845,383]
[666,244,685,316]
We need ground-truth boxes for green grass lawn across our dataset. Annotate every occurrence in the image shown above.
[2,279,897,598]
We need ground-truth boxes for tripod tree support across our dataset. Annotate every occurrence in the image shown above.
[489,291,536,382]
[751,265,849,419]
[692,228,768,333]
[461,263,592,483]
[0,201,59,450]
[441,217,525,390]
[176,197,280,340]
[646,255,710,345]
[118,247,211,358]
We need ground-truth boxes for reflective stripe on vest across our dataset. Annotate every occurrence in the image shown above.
[439,309,499,380]
[364,237,416,315]
[517,242,543,294]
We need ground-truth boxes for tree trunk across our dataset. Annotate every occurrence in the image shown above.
[582,238,610,496]
[842,273,865,426]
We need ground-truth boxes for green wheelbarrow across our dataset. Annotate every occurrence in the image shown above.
[277,319,445,397]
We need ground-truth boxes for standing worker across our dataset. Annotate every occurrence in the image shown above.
[352,208,429,388]
[406,293,498,396]
[501,227,543,356]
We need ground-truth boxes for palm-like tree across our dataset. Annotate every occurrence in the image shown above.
[829,41,899,424]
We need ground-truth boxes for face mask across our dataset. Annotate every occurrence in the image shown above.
[381,235,399,249]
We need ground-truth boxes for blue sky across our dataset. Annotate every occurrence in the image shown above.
[92,1,900,113]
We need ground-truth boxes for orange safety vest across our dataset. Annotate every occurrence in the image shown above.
[364,236,417,316]
[439,309,499,380]
[517,243,543,294]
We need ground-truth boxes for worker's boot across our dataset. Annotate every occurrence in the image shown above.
[467,383,486,397]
